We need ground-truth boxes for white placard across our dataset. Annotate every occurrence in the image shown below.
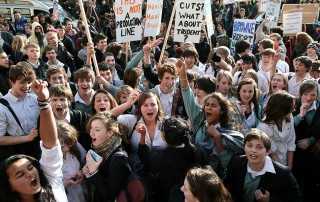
[174,0,204,43]
[223,0,236,4]
[260,0,267,12]
[114,0,143,43]
[204,0,214,38]
[144,0,163,37]
[283,12,302,35]
[265,0,281,28]
[231,19,256,55]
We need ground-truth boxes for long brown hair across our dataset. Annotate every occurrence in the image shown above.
[263,91,295,128]
[135,92,164,122]
[186,166,232,202]
[237,78,260,119]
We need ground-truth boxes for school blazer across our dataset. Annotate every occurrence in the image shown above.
[224,155,302,202]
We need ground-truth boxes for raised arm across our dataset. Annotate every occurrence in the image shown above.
[31,80,57,149]
[110,89,140,117]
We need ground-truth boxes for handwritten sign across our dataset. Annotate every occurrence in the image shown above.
[204,0,214,38]
[231,19,256,54]
[265,0,281,28]
[223,0,249,4]
[283,12,302,36]
[259,0,267,12]
[174,0,204,43]
[114,0,143,43]
[144,0,163,37]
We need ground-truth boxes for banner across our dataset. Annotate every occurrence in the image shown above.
[114,0,143,43]
[204,0,214,38]
[265,0,281,28]
[283,12,302,36]
[174,0,204,43]
[231,19,256,55]
[144,0,163,37]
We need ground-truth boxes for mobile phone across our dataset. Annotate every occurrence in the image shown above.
[213,53,221,62]
[90,150,102,162]
[259,187,266,194]
[72,176,80,181]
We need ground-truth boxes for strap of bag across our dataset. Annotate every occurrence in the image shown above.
[129,121,139,140]
[0,98,26,135]
[171,86,180,116]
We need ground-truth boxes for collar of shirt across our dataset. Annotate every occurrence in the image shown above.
[27,60,40,68]
[47,60,64,67]
[247,156,276,178]
[74,89,95,104]
[7,89,27,102]
[307,100,317,113]
[204,120,221,128]
[157,85,174,96]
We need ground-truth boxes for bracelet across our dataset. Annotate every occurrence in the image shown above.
[39,104,50,110]
[180,78,188,81]
[37,97,50,104]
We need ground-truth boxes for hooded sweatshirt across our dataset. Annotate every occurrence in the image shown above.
[28,22,48,55]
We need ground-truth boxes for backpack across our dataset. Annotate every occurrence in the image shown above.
[110,151,147,202]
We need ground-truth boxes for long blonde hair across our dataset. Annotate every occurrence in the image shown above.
[12,35,28,53]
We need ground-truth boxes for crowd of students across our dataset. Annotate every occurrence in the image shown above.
[0,0,320,202]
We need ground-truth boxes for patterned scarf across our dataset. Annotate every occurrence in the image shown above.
[92,135,122,162]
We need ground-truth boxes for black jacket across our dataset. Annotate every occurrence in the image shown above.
[87,147,130,202]
[225,155,302,202]
[0,66,10,96]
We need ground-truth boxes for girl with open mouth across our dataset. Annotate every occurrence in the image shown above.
[0,80,68,202]
[91,89,118,115]
[176,58,244,177]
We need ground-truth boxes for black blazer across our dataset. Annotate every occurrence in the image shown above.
[224,155,302,202]
[69,109,91,151]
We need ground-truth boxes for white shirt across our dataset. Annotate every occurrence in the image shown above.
[117,115,167,170]
[287,73,312,97]
[0,90,39,136]
[74,89,95,104]
[257,115,296,166]
[157,86,174,117]
[40,141,68,202]
[247,156,276,178]
[233,71,268,93]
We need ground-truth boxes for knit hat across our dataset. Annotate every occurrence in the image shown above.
[307,42,320,55]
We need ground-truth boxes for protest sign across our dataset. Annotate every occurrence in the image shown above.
[231,19,256,55]
[144,0,163,37]
[114,0,143,43]
[223,0,249,4]
[264,0,281,28]
[204,0,214,39]
[173,0,204,43]
[279,4,319,24]
[259,0,267,12]
[283,12,302,36]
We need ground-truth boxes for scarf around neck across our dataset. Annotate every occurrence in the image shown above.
[92,135,122,162]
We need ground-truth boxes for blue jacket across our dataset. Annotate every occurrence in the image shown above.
[14,16,27,34]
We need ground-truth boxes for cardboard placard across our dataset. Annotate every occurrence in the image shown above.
[173,0,204,43]
[283,11,302,36]
[144,0,163,37]
[279,4,319,24]
[114,0,143,43]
